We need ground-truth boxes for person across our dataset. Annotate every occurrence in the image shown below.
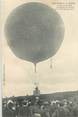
[32,103,41,117]
[7,99,16,117]
[73,103,78,117]
[52,103,66,117]
[2,102,8,117]
[62,102,71,117]
[41,101,50,117]
[50,101,58,117]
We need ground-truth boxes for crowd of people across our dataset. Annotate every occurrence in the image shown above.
[2,96,78,117]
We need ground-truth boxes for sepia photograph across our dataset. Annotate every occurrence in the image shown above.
[1,0,78,117]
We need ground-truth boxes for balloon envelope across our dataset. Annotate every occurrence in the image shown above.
[5,2,64,64]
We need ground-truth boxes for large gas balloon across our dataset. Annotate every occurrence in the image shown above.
[5,2,64,64]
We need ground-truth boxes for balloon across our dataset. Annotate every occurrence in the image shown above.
[5,2,65,64]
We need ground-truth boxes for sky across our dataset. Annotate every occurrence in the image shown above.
[1,0,78,97]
